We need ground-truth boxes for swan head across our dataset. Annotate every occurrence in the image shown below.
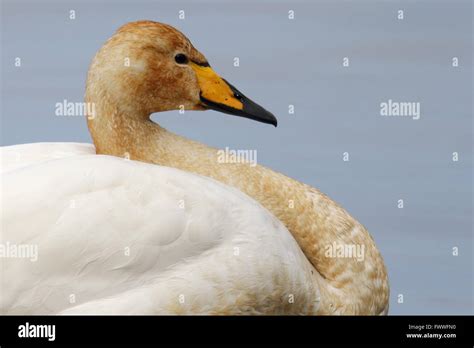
[86,21,277,126]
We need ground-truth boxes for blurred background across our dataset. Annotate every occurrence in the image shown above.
[1,0,472,314]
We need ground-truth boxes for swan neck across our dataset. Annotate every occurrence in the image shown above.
[85,89,160,157]
[85,86,389,315]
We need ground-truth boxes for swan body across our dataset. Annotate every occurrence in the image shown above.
[1,21,389,314]
[1,143,318,314]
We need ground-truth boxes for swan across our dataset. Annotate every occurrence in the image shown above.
[0,21,389,315]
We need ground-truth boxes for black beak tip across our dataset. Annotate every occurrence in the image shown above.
[267,114,278,127]
[201,80,279,128]
[244,103,278,128]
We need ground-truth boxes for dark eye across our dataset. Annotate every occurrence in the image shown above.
[175,53,188,64]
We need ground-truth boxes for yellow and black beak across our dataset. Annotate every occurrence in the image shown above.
[190,62,277,127]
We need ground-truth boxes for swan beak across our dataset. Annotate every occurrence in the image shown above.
[191,62,278,127]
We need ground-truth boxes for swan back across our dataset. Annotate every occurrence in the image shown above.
[1,143,319,314]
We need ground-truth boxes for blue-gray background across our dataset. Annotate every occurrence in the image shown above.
[1,0,472,314]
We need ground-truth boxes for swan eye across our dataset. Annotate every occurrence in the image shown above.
[175,53,188,65]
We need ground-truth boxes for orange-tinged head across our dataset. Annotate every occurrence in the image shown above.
[86,20,277,126]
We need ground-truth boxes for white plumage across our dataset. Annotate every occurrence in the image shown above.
[1,143,318,314]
